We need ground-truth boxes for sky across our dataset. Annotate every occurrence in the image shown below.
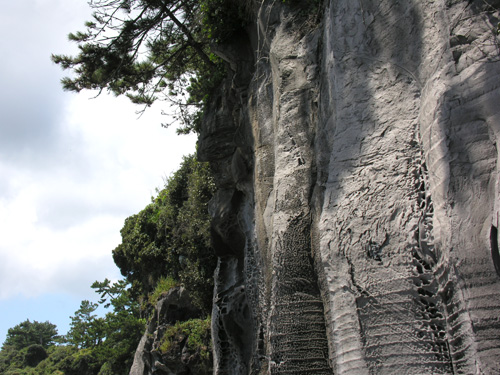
[0,0,197,344]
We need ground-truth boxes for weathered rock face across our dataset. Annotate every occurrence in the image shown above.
[129,287,208,375]
[198,0,500,373]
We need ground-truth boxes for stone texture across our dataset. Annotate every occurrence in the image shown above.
[129,287,203,375]
[197,0,500,373]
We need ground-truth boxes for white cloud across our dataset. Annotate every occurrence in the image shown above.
[0,90,196,300]
[0,0,197,301]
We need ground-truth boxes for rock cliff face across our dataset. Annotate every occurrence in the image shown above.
[130,287,210,375]
[197,0,500,373]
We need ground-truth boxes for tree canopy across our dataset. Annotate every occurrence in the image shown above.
[51,0,245,132]
[66,300,105,349]
[0,320,59,372]
[2,320,59,351]
[0,280,144,375]
[64,279,144,374]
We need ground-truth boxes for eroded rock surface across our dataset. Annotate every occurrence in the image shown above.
[197,0,500,373]
[129,287,207,375]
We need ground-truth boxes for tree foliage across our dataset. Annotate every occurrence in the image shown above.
[24,345,48,368]
[66,279,144,374]
[112,154,217,312]
[3,320,58,351]
[0,321,58,373]
[66,301,105,349]
[0,279,143,375]
[51,0,245,132]
[159,316,212,374]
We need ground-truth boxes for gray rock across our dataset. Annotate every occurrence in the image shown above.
[129,287,201,375]
[197,0,500,374]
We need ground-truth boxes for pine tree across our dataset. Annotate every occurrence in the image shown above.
[3,320,59,350]
[51,0,231,132]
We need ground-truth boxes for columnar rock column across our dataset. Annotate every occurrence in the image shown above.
[258,14,332,375]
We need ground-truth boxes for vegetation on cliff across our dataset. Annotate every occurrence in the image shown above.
[158,316,212,373]
[0,0,328,373]
[113,154,217,313]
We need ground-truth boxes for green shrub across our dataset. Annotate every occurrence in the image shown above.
[113,155,217,313]
[159,317,211,360]
[24,345,47,367]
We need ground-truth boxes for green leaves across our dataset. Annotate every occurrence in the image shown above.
[159,317,212,373]
[91,278,129,308]
[24,345,48,367]
[67,301,104,349]
[3,320,59,351]
[148,276,179,305]
[68,31,90,42]
[1,321,60,373]
[52,0,233,131]
[112,154,216,312]
[0,153,215,373]
[64,280,144,374]
[0,281,144,375]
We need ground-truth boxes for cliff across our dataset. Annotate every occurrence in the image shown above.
[197,0,500,374]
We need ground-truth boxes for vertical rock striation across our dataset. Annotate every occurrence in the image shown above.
[196,0,500,373]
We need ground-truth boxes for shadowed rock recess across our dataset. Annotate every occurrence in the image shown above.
[195,0,500,373]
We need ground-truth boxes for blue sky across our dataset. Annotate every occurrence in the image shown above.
[0,0,196,344]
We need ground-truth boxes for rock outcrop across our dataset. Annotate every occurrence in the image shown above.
[130,287,211,375]
[198,0,500,374]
